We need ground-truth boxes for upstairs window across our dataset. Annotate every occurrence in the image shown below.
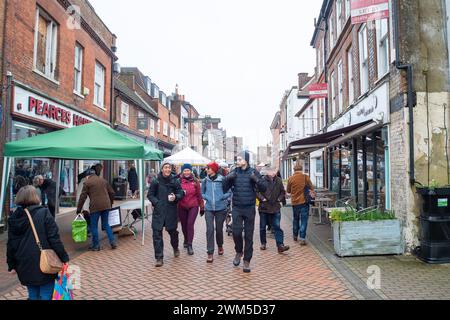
[121,102,129,126]
[338,60,344,114]
[358,24,369,94]
[337,0,343,37]
[376,19,390,79]
[150,119,155,136]
[34,7,58,80]
[94,62,105,108]
[74,43,83,94]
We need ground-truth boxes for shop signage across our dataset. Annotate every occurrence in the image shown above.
[137,117,148,130]
[328,82,389,131]
[308,83,328,99]
[351,0,389,24]
[13,86,94,128]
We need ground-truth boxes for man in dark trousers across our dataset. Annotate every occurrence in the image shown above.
[223,150,267,273]
[38,177,66,218]
[148,162,185,267]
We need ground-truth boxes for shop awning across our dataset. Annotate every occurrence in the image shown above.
[283,120,378,160]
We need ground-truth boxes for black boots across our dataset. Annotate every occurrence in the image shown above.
[187,245,194,256]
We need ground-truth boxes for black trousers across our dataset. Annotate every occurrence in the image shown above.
[232,206,256,263]
[152,228,179,260]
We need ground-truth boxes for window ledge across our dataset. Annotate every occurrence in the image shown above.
[73,91,85,99]
[33,69,60,86]
[93,103,106,111]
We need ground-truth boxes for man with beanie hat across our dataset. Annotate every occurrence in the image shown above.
[202,162,232,263]
[223,150,267,273]
[148,161,185,267]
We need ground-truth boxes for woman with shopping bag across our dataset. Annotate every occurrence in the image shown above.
[7,186,69,300]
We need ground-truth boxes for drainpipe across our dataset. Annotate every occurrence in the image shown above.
[393,0,416,185]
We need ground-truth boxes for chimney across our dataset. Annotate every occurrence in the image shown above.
[298,73,310,89]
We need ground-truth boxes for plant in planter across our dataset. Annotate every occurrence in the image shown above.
[330,208,403,257]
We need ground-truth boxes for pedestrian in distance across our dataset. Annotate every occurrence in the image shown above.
[76,169,92,237]
[77,165,117,251]
[37,177,66,218]
[223,150,267,273]
[7,186,69,300]
[178,163,204,256]
[148,162,185,267]
[257,168,290,254]
[32,175,43,203]
[287,163,316,246]
[202,162,232,263]
[128,163,139,199]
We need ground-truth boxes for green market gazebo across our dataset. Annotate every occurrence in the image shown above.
[1,122,163,245]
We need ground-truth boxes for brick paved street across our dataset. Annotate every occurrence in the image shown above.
[0,207,356,300]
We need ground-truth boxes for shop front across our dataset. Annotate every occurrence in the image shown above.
[9,83,99,211]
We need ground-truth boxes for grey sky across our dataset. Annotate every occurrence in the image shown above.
[90,0,323,152]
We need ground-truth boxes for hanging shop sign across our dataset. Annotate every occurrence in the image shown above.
[308,83,328,99]
[13,86,94,128]
[351,0,389,25]
[328,82,389,131]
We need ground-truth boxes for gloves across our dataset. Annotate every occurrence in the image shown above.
[200,209,205,217]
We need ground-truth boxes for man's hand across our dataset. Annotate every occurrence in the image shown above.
[9,270,16,275]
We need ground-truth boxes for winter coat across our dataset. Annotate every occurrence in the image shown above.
[77,175,115,214]
[202,174,232,212]
[223,167,267,207]
[76,178,90,213]
[257,176,286,214]
[287,172,314,206]
[40,179,65,212]
[178,174,203,210]
[128,167,139,192]
[7,206,69,286]
[148,173,185,231]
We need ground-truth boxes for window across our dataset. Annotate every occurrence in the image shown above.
[170,126,175,139]
[94,62,105,108]
[163,122,168,136]
[347,47,355,105]
[338,60,344,114]
[150,119,155,136]
[302,115,306,138]
[146,78,152,96]
[138,111,145,132]
[152,84,159,100]
[337,0,343,36]
[157,120,161,133]
[34,7,58,80]
[320,99,326,130]
[376,18,390,79]
[310,107,315,135]
[330,71,336,120]
[358,24,369,94]
[159,92,167,106]
[74,43,83,94]
[329,12,335,50]
[121,102,129,126]
[345,0,351,20]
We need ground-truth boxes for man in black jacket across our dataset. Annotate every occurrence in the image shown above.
[38,178,66,218]
[148,162,185,267]
[223,150,267,273]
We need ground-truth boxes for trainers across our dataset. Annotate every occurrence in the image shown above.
[243,261,251,273]
[155,259,164,267]
[293,237,298,242]
[300,240,307,246]
[278,245,290,254]
[207,254,214,263]
[187,245,194,256]
[111,243,118,250]
[174,248,181,257]
[89,246,101,252]
[233,253,243,267]
[218,247,224,256]
[260,244,267,251]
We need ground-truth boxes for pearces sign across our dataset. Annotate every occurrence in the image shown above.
[13,85,93,128]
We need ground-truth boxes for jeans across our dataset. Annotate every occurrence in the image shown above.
[260,212,284,247]
[178,206,199,245]
[232,206,256,263]
[205,210,227,254]
[90,210,116,248]
[27,281,55,300]
[153,228,179,259]
[293,204,310,240]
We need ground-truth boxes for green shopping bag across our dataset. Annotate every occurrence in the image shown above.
[72,214,87,243]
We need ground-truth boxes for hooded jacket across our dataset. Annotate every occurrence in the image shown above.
[202,174,232,212]
[178,174,203,210]
[257,175,286,214]
[7,206,69,286]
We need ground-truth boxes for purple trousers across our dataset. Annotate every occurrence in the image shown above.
[178,206,199,245]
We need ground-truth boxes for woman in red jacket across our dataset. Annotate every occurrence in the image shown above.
[178,164,204,255]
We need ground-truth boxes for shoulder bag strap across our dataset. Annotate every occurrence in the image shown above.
[24,208,43,252]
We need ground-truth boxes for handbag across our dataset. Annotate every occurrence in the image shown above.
[304,175,315,206]
[24,208,63,275]
[52,264,74,301]
[72,214,87,243]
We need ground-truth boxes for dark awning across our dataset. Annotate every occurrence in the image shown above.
[282,120,378,160]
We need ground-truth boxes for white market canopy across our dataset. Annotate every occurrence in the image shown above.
[164,147,211,166]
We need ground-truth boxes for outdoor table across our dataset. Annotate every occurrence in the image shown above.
[313,198,333,225]
[119,200,152,239]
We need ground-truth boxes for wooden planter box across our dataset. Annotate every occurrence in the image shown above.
[332,220,403,257]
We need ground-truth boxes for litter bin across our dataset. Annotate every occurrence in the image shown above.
[113,178,128,200]
[417,188,450,264]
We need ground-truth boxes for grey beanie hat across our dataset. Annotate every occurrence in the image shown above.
[238,150,251,165]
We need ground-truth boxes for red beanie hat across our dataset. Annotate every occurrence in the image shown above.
[207,162,219,174]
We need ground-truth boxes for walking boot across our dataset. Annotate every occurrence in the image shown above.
[174,248,181,257]
[183,241,188,249]
[187,245,194,256]
[243,261,251,273]
[218,247,224,256]
[260,244,267,251]
[155,259,164,267]
[233,253,243,267]
[207,254,214,263]
[278,245,290,254]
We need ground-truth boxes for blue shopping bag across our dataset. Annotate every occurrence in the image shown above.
[52,264,74,300]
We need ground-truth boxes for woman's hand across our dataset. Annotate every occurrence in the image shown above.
[9,269,16,275]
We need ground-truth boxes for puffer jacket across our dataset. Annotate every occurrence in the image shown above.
[223,167,267,207]
[202,174,232,212]
[7,206,69,286]
[178,174,203,210]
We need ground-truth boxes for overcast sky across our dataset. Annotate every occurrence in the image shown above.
[90,0,322,152]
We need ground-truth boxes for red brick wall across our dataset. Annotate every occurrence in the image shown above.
[3,0,115,124]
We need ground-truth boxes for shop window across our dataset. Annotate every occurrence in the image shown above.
[34,7,58,80]
[347,47,354,105]
[94,61,105,108]
[331,148,340,193]
[74,43,83,94]
[340,144,353,199]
